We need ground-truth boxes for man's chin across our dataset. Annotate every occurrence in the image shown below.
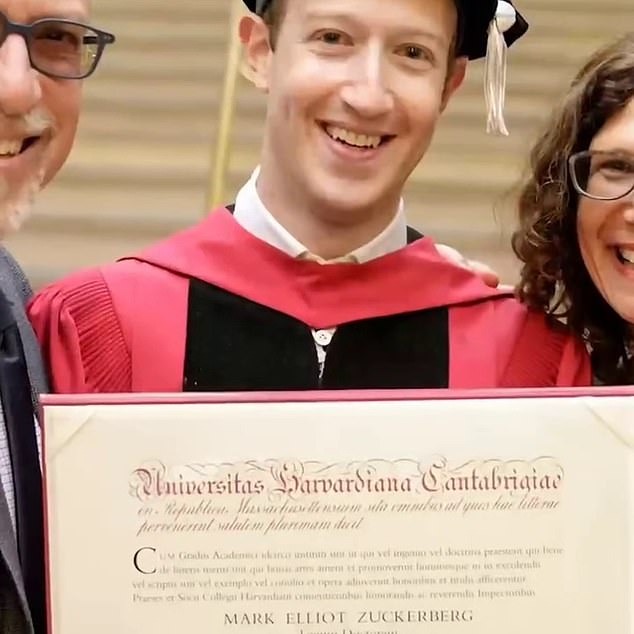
[310,182,396,222]
[0,177,43,240]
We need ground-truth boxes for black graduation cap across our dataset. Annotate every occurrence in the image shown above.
[241,0,528,135]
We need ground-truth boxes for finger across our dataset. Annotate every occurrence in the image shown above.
[469,262,500,288]
[435,244,500,288]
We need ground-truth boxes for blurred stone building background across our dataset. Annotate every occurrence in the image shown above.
[5,0,631,288]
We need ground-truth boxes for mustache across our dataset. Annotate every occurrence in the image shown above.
[0,109,55,137]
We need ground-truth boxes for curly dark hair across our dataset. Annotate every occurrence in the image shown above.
[512,33,634,385]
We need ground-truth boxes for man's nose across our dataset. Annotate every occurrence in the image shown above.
[340,81,394,119]
[339,51,394,118]
[0,36,42,116]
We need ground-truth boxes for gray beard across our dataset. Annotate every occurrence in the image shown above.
[0,167,45,239]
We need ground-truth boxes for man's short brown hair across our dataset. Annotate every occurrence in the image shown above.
[262,0,459,66]
[261,0,287,49]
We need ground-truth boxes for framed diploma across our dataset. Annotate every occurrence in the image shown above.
[41,388,634,633]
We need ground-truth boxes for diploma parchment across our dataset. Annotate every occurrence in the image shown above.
[42,392,634,633]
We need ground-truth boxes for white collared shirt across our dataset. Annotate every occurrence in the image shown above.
[0,410,16,532]
[0,413,39,535]
[232,167,409,379]
[233,167,407,264]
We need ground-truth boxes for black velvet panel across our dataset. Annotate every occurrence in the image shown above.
[184,280,449,392]
[184,279,319,391]
[321,308,449,389]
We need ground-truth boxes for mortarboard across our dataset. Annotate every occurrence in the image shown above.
[241,0,528,135]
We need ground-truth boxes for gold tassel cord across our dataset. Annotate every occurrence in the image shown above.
[208,0,244,210]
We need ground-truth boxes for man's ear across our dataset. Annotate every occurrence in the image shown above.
[239,15,273,92]
[440,55,467,112]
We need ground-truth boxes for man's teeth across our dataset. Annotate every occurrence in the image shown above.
[325,126,382,149]
[618,248,634,265]
[0,140,23,157]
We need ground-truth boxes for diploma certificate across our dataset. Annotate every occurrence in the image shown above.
[42,389,634,633]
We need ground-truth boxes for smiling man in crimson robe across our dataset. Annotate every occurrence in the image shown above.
[29,0,591,391]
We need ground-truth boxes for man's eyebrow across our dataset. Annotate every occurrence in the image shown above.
[27,10,90,23]
[396,29,448,46]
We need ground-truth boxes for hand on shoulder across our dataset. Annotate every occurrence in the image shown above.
[435,243,512,290]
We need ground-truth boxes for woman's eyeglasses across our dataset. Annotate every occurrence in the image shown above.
[569,149,634,201]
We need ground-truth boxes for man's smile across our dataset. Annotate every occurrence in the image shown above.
[0,136,40,158]
[320,122,395,150]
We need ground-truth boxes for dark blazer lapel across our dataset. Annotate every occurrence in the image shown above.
[0,290,44,634]
[0,250,41,633]
[0,248,49,403]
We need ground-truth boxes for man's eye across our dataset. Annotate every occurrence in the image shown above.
[34,25,81,47]
[395,44,433,62]
[317,31,344,45]
[404,45,423,59]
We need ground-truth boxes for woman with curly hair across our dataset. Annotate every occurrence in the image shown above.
[512,32,634,385]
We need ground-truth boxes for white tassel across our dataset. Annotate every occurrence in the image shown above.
[484,1,515,136]
[484,20,508,135]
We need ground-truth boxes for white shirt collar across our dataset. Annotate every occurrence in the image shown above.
[233,167,407,264]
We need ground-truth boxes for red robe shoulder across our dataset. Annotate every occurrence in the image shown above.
[28,210,592,393]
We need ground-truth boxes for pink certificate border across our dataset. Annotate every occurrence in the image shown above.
[39,385,634,408]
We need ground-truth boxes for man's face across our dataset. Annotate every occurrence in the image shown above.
[0,0,87,235]
[246,0,465,223]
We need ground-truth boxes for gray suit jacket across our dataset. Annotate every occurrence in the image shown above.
[0,247,48,634]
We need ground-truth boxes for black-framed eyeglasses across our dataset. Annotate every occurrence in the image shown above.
[0,12,115,80]
[568,150,634,202]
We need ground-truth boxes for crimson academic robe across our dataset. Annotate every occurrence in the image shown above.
[27,208,591,393]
